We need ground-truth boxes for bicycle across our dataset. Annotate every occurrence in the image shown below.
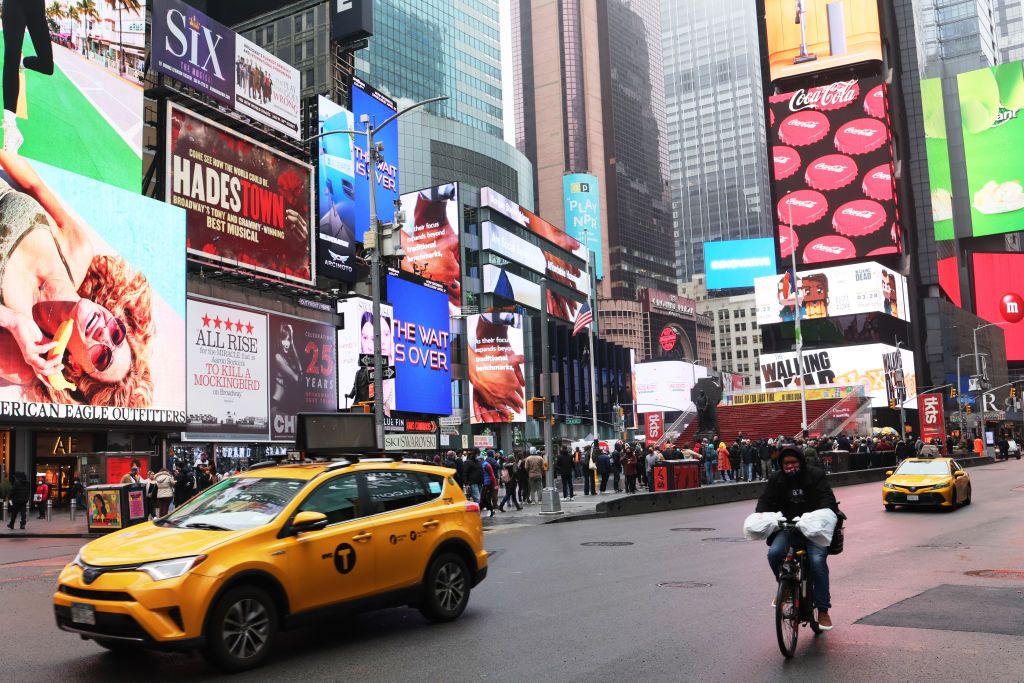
[774,520,822,658]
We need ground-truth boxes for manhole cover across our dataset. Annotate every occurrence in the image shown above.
[701,537,749,543]
[658,581,712,589]
[671,527,716,532]
[965,570,1024,580]
[581,541,634,547]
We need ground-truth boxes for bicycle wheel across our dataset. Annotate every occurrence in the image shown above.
[775,579,799,658]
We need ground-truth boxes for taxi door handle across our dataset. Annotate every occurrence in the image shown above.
[422,520,440,529]
[352,532,373,542]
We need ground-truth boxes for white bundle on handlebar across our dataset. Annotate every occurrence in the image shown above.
[794,508,838,547]
[742,511,785,540]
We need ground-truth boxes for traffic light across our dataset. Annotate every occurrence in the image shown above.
[1011,385,1018,399]
[527,397,546,419]
[889,399,896,409]
[966,404,972,415]
[950,387,957,398]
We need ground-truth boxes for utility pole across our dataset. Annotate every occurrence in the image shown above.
[539,279,561,514]
[788,196,808,432]
[586,250,599,442]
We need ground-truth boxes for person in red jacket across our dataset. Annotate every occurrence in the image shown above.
[34,477,49,519]
[622,447,639,493]
[717,442,733,482]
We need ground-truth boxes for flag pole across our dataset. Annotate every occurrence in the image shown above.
[788,194,808,433]
[586,249,600,440]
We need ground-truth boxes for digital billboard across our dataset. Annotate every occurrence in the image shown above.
[386,275,452,415]
[336,296,395,414]
[920,77,955,241]
[563,173,603,279]
[754,261,909,325]
[972,252,1024,362]
[467,313,525,424]
[0,0,143,191]
[399,184,461,312]
[480,187,588,261]
[267,315,337,442]
[634,361,710,414]
[153,0,301,139]
[704,238,778,290]
[353,77,399,243]
[768,77,900,266]
[481,222,590,296]
[167,104,314,284]
[482,264,582,322]
[762,0,882,82]
[316,96,356,282]
[957,62,1024,237]
[759,343,917,408]
[0,159,186,424]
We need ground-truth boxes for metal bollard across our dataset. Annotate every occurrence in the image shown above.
[70,499,76,522]
[46,498,52,522]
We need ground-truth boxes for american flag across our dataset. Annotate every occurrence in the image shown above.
[573,302,593,336]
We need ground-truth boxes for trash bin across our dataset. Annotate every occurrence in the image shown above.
[667,459,700,489]
[85,483,151,534]
[652,462,671,492]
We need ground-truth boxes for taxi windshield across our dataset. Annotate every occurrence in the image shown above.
[160,477,305,531]
[895,460,950,476]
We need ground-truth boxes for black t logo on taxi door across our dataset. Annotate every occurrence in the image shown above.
[334,543,356,574]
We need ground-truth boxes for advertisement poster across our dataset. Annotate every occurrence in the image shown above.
[762,0,882,82]
[107,457,149,485]
[0,160,186,424]
[185,299,269,441]
[956,62,1024,237]
[645,412,664,445]
[88,489,122,529]
[754,261,909,324]
[634,361,709,414]
[704,238,777,290]
[386,275,452,415]
[918,393,946,447]
[353,77,399,242]
[768,77,900,266]
[167,104,313,284]
[721,386,856,406]
[481,222,590,296]
[759,343,916,407]
[399,184,462,312]
[153,0,301,139]
[480,187,589,260]
[972,252,1024,361]
[127,489,146,520]
[268,315,338,442]
[0,1,143,191]
[317,96,357,281]
[482,264,582,322]
[563,173,603,279]
[336,297,395,413]
[467,313,525,424]
[920,77,955,240]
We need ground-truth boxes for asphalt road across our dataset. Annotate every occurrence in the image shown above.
[3,462,1024,682]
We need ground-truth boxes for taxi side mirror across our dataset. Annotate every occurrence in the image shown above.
[954,470,966,477]
[885,470,893,477]
[290,511,328,534]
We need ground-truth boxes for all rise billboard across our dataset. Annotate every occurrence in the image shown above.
[467,313,526,424]
[167,104,314,284]
[761,0,882,82]
[704,238,778,290]
[0,159,186,424]
[972,252,1024,361]
[768,77,900,266]
[754,261,909,325]
[316,96,357,281]
[956,62,1024,237]
[353,77,399,242]
[920,77,956,240]
[153,0,301,139]
[563,173,603,279]
[399,184,461,312]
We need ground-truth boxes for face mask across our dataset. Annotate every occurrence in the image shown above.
[782,463,801,477]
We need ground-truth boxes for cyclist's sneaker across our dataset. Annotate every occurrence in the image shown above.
[817,611,833,630]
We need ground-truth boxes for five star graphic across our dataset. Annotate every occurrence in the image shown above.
[213,316,222,329]
[235,320,244,332]
[201,314,211,327]
[246,322,254,334]
[200,312,256,335]
[225,317,233,330]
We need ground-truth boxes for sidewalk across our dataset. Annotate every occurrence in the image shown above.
[0,511,94,539]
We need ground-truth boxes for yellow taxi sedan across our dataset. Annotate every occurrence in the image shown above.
[54,458,488,671]
[883,457,972,511]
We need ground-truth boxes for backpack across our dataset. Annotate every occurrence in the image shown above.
[828,509,847,555]
[500,466,510,484]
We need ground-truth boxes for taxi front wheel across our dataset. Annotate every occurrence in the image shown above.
[419,553,470,622]
[204,586,278,672]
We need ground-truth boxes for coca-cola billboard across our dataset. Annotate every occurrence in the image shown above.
[768,76,901,267]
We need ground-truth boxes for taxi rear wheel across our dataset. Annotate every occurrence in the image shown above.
[204,586,278,672]
[419,553,470,622]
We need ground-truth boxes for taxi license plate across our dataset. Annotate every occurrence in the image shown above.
[71,603,96,626]
[906,494,919,501]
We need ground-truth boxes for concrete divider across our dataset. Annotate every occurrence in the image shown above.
[594,456,996,519]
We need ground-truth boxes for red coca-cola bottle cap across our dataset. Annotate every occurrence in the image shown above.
[864,85,887,119]
[778,224,799,259]
[777,190,829,226]
[866,245,899,257]
[779,111,831,147]
[834,117,888,155]
[805,153,858,191]
[833,199,888,237]
[862,164,894,201]
[803,235,857,264]
[773,146,802,181]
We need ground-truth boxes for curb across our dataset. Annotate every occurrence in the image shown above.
[0,532,99,539]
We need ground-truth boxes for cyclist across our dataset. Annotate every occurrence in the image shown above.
[756,446,838,630]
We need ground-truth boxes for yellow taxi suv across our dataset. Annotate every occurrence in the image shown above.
[882,457,972,512]
[54,458,488,671]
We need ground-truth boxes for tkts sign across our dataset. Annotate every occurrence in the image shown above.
[918,393,946,450]
[646,412,664,445]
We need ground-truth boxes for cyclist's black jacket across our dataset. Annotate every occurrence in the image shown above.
[755,466,837,521]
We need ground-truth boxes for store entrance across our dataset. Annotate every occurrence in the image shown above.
[35,458,76,507]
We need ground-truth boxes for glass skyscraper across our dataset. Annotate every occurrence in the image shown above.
[661,0,772,282]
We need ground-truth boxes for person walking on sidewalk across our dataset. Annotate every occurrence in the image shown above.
[702,440,717,484]
[172,467,195,510]
[759,439,773,480]
[33,477,49,518]
[583,445,597,495]
[498,456,522,511]
[646,447,663,491]
[464,450,483,503]
[742,440,757,482]
[480,454,498,517]
[6,472,29,529]
[153,468,175,517]
[596,447,612,493]
[622,447,639,493]
[611,444,624,493]
[556,446,575,500]
[524,448,545,504]
[717,442,733,482]
[120,466,142,485]
[516,451,531,504]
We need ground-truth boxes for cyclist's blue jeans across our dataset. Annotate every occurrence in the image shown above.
[767,529,831,610]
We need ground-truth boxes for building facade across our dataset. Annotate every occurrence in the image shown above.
[679,274,761,389]
[661,0,773,281]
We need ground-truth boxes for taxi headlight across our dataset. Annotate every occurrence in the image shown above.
[139,555,206,581]
[930,481,950,490]
[883,483,896,490]
[71,550,84,568]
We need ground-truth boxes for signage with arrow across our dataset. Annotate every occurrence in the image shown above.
[368,365,397,380]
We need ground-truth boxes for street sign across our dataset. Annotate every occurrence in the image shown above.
[439,416,462,427]
[473,435,494,448]
[368,365,397,380]
[566,417,582,425]
[359,353,374,367]
[383,433,437,451]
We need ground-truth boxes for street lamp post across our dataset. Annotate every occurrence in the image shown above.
[974,322,1010,447]
[305,96,447,450]
[957,352,988,440]
[896,340,906,438]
